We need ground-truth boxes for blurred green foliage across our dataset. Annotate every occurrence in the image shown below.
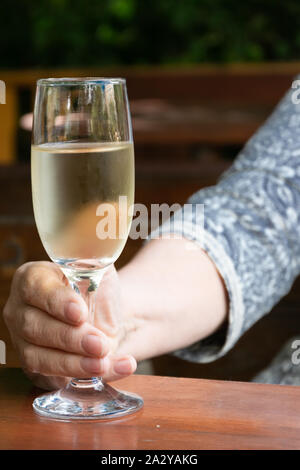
[1,0,300,68]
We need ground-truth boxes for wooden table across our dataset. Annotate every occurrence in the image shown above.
[1,368,300,450]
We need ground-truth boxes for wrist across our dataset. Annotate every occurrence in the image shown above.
[117,238,229,361]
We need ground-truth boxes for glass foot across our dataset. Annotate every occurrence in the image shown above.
[32,377,143,420]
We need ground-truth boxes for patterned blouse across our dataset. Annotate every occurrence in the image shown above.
[153,77,300,384]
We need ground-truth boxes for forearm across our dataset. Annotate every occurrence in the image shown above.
[118,80,300,365]
[118,237,228,361]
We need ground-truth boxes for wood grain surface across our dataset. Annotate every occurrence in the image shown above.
[1,368,300,450]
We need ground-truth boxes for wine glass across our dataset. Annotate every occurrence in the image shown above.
[30,77,143,420]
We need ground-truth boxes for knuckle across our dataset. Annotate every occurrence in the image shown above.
[18,265,39,304]
[21,309,37,341]
[37,351,52,375]
[14,262,34,285]
[59,325,77,350]
[44,284,62,316]
[2,302,11,326]
[14,263,29,283]
[57,354,72,376]
[22,344,36,371]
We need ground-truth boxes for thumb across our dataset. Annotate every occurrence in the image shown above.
[103,354,137,382]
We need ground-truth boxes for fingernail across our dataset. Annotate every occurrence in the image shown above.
[66,302,82,324]
[82,334,103,356]
[114,357,135,375]
[81,356,108,374]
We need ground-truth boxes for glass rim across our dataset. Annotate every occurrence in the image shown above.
[37,77,126,86]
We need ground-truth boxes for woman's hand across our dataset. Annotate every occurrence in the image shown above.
[3,238,229,391]
[3,261,137,390]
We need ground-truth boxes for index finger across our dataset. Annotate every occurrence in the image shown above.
[16,261,88,325]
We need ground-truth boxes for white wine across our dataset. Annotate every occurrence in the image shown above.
[31,142,134,271]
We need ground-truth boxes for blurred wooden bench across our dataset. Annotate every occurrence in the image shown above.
[1,63,300,163]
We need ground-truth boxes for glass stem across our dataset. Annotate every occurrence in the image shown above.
[65,268,107,387]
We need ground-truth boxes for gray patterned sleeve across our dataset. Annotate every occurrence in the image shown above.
[152,77,300,363]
